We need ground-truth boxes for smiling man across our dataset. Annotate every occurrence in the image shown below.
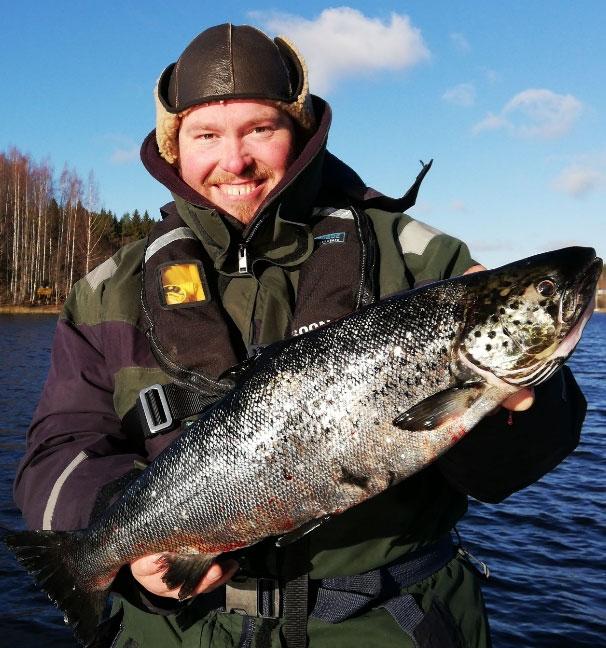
[14,23,587,648]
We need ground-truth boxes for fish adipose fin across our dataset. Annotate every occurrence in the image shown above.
[3,528,109,646]
[394,384,487,431]
[158,552,215,599]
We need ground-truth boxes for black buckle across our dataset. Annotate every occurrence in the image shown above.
[138,384,175,437]
[225,575,280,618]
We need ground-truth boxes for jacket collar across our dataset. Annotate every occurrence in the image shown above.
[141,96,334,273]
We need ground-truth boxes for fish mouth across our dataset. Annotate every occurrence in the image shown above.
[560,256,602,324]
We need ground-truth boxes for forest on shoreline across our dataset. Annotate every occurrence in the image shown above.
[0,146,154,306]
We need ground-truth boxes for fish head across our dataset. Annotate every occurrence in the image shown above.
[457,247,602,387]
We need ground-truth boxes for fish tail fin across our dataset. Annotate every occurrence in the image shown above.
[3,528,110,646]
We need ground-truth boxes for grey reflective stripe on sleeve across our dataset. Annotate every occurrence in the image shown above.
[85,257,118,291]
[329,208,354,220]
[42,450,88,530]
[145,227,197,262]
[312,207,354,220]
[399,220,443,256]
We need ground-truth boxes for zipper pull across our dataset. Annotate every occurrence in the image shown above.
[238,244,248,274]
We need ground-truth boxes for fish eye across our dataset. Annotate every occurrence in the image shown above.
[536,279,556,297]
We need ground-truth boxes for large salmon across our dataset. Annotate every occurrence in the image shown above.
[4,246,602,646]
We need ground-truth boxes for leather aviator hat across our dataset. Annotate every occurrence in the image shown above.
[155,23,316,164]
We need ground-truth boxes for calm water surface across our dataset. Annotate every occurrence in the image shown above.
[0,313,604,647]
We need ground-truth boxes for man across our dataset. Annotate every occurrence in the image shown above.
[14,24,586,648]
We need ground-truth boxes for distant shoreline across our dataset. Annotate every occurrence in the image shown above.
[0,305,61,314]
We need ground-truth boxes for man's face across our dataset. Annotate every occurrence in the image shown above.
[178,100,296,224]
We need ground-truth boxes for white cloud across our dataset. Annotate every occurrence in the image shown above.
[450,32,470,53]
[255,8,430,94]
[473,89,583,139]
[552,165,605,198]
[442,83,476,107]
[110,146,139,164]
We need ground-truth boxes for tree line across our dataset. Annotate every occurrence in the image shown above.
[0,147,155,305]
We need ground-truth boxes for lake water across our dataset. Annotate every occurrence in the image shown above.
[0,312,604,647]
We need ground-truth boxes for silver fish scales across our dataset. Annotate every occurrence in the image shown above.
[4,246,602,646]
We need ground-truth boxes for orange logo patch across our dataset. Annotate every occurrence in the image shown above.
[161,263,206,305]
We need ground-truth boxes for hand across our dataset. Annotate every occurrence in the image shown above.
[131,554,239,599]
[463,264,535,412]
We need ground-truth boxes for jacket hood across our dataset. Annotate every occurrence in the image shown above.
[141,94,433,232]
[141,95,332,225]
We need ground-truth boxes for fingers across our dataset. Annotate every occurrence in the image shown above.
[193,559,240,595]
[130,554,240,599]
[463,264,487,275]
[502,387,535,411]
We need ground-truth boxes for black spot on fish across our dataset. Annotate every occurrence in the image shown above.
[510,302,519,310]
[474,331,481,338]
[340,467,369,489]
[513,320,521,325]
[500,307,506,315]
[488,331,496,339]
[491,315,499,324]
[485,344,492,351]
[502,341,509,347]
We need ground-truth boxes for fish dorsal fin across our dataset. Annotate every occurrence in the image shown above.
[158,552,215,600]
[393,383,487,431]
[275,515,333,548]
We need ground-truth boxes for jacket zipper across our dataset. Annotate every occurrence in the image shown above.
[236,132,329,274]
[238,244,248,274]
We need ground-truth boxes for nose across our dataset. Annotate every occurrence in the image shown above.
[219,136,252,176]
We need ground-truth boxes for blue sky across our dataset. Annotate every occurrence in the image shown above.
[1,1,604,268]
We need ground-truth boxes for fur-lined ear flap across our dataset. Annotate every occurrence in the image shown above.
[154,79,181,165]
[274,36,316,132]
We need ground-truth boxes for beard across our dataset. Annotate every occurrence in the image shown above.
[201,163,276,224]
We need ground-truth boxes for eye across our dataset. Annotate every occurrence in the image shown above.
[536,279,556,297]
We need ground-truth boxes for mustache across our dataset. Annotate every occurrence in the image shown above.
[204,164,274,186]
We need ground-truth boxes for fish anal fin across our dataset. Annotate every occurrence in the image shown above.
[158,552,215,600]
[394,384,487,432]
[275,515,332,548]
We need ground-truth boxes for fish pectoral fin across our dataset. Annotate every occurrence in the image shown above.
[158,552,215,600]
[275,515,332,548]
[393,384,487,431]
